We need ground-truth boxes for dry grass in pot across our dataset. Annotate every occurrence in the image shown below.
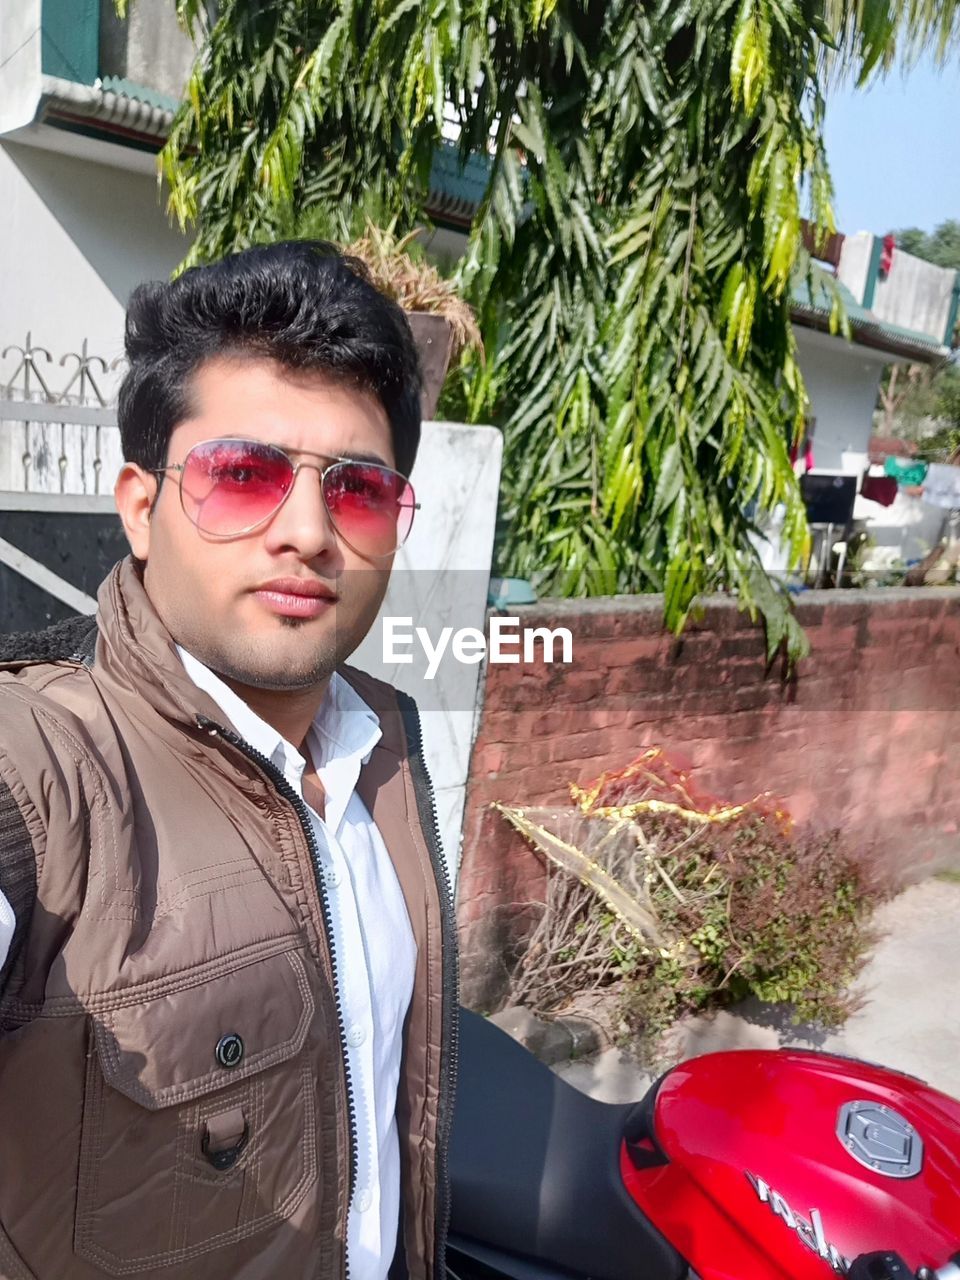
[342,223,482,363]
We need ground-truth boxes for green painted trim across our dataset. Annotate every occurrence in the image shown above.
[99,76,180,114]
[860,233,884,310]
[943,274,960,349]
[428,142,491,207]
[41,0,99,84]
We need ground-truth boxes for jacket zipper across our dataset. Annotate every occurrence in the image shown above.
[396,692,460,1280]
[196,715,356,1280]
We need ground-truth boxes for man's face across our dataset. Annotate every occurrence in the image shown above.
[118,355,398,691]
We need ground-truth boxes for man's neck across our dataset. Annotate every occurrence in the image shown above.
[218,675,329,752]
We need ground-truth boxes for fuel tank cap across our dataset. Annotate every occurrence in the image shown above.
[837,1100,923,1178]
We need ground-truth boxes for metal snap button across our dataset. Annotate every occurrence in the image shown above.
[215,1033,244,1069]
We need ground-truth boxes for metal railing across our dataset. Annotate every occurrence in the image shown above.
[0,335,123,497]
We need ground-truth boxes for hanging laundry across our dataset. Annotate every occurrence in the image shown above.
[883,456,928,487]
[860,475,898,507]
[923,463,960,510]
[879,233,896,278]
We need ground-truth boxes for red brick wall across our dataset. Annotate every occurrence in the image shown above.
[458,588,960,1007]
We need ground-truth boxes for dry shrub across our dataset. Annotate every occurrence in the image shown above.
[496,750,890,1049]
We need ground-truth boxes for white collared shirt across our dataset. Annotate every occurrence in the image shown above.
[178,648,418,1280]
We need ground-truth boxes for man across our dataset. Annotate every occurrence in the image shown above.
[0,242,458,1280]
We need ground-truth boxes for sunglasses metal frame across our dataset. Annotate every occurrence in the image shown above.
[149,437,420,559]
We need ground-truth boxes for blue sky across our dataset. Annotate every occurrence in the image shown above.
[823,51,960,237]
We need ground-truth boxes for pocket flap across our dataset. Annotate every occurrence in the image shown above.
[93,949,314,1109]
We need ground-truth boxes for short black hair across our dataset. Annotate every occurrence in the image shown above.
[118,240,422,476]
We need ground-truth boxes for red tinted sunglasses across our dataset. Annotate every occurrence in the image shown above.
[152,438,418,559]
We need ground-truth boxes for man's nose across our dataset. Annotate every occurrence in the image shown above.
[262,465,339,560]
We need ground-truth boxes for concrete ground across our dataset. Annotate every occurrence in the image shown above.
[555,876,960,1103]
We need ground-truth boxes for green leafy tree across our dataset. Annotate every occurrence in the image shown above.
[892,219,960,270]
[142,0,960,659]
[879,361,960,440]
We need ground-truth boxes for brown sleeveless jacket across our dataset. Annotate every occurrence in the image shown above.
[0,558,458,1280]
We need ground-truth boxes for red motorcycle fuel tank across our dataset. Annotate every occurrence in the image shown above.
[621,1050,960,1279]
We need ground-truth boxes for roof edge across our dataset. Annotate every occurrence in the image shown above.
[33,78,479,220]
[791,302,949,365]
[39,74,174,141]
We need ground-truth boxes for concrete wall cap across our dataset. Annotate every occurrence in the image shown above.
[486,585,960,619]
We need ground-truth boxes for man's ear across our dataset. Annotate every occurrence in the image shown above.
[114,464,158,560]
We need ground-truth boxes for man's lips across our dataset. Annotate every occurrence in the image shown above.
[253,578,338,619]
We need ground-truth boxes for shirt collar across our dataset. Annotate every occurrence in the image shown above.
[177,645,288,765]
[308,670,382,771]
[176,647,381,811]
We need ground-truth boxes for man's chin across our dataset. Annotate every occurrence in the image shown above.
[241,671,331,692]
[201,629,342,692]
[223,658,336,692]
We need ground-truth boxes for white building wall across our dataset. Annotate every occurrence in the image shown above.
[792,325,948,566]
[0,0,41,135]
[837,231,874,306]
[872,248,956,346]
[837,230,957,345]
[99,0,194,101]
[0,139,189,392]
[793,324,887,471]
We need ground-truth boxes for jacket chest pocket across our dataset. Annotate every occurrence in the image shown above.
[75,948,324,1275]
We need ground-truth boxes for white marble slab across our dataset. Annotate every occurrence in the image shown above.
[351,421,503,885]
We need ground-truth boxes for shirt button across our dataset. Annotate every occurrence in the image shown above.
[354,1188,373,1213]
[347,1024,366,1048]
[326,866,342,888]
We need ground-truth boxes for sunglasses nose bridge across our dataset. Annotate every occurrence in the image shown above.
[293,459,337,522]
[265,458,339,542]
[287,458,330,486]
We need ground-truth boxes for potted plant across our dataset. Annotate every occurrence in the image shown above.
[341,222,482,419]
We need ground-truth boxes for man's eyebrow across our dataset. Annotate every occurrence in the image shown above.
[339,449,392,467]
